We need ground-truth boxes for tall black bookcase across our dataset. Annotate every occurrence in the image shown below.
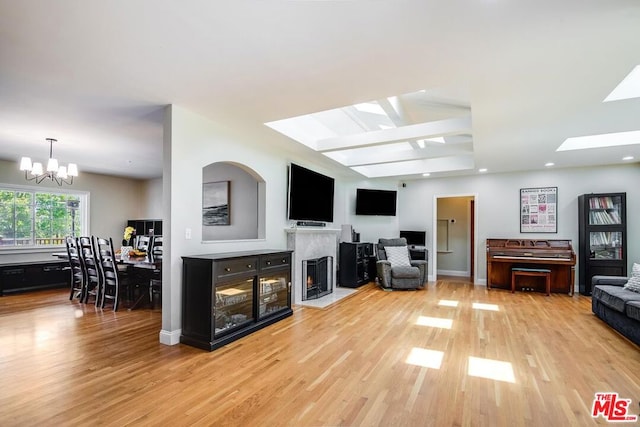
[578,192,627,295]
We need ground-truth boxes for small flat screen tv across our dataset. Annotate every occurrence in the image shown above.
[400,230,426,247]
[287,163,335,223]
[355,188,397,216]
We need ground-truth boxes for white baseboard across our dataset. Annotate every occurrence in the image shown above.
[159,329,181,346]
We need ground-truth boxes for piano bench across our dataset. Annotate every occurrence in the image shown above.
[511,267,551,296]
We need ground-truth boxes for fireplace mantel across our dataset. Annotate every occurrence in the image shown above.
[285,227,340,304]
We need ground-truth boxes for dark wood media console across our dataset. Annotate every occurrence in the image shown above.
[181,249,293,351]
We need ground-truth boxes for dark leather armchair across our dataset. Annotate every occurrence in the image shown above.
[376,238,427,290]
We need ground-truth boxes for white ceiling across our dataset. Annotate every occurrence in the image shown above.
[1,1,639,180]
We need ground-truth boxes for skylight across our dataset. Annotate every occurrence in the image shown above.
[353,102,387,115]
[557,130,640,151]
[604,65,640,102]
[265,88,474,178]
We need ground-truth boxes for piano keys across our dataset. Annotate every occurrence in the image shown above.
[486,238,576,295]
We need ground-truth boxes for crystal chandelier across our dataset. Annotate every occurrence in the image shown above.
[19,138,79,186]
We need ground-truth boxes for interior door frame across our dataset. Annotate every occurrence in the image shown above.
[432,192,478,282]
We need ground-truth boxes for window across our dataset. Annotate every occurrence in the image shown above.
[0,186,87,248]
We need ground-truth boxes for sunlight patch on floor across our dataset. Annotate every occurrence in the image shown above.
[468,356,516,383]
[472,302,500,312]
[416,316,453,329]
[438,299,459,307]
[406,347,444,369]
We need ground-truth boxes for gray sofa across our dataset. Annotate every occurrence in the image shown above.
[591,275,640,346]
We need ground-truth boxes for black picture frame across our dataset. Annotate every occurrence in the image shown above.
[520,187,557,233]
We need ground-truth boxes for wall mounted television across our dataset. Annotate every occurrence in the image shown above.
[400,230,426,247]
[287,163,335,223]
[355,188,397,216]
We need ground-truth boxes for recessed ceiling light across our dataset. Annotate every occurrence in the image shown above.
[623,156,634,161]
[557,130,640,151]
[545,162,554,167]
[478,168,488,173]
[422,173,431,177]
[604,65,640,102]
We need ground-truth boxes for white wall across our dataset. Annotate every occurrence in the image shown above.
[141,178,163,219]
[398,164,640,285]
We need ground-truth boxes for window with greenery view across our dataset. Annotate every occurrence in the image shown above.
[0,187,86,247]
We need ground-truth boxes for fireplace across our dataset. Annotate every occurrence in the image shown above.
[302,256,333,301]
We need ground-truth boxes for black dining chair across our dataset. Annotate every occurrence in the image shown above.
[78,236,101,306]
[148,235,162,308]
[65,236,85,301]
[95,236,128,311]
[136,235,151,253]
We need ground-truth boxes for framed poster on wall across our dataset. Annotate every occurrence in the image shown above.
[520,187,557,233]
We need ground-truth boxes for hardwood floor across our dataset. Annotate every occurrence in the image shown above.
[1,278,639,426]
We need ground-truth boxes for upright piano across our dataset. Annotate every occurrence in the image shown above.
[486,238,576,295]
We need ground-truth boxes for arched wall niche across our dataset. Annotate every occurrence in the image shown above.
[202,161,266,241]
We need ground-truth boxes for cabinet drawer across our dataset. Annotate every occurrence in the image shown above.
[215,257,258,281]
[261,253,290,270]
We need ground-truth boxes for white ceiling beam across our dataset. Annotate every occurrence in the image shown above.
[324,142,474,167]
[377,97,406,127]
[352,155,475,178]
[316,116,472,152]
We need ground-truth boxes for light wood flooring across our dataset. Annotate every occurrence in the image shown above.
[1,278,640,426]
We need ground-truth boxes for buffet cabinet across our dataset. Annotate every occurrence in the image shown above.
[0,260,68,296]
[181,249,293,351]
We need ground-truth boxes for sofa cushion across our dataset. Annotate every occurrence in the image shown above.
[385,246,411,267]
[592,285,640,313]
[626,301,640,322]
[623,263,640,293]
[391,265,421,279]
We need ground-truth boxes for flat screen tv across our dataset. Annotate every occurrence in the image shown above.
[400,230,426,247]
[355,188,397,216]
[287,163,335,223]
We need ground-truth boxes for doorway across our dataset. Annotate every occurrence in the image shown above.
[432,194,477,282]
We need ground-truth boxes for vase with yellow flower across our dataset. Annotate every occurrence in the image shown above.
[121,226,135,260]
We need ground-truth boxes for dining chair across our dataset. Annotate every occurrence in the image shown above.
[95,236,127,311]
[136,235,151,252]
[65,236,85,301]
[148,235,162,307]
[78,236,101,306]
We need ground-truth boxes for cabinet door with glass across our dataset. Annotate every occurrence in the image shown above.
[214,277,255,337]
[578,192,627,295]
[257,252,291,320]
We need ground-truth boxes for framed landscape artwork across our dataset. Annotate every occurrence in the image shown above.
[520,187,557,233]
[203,181,230,226]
